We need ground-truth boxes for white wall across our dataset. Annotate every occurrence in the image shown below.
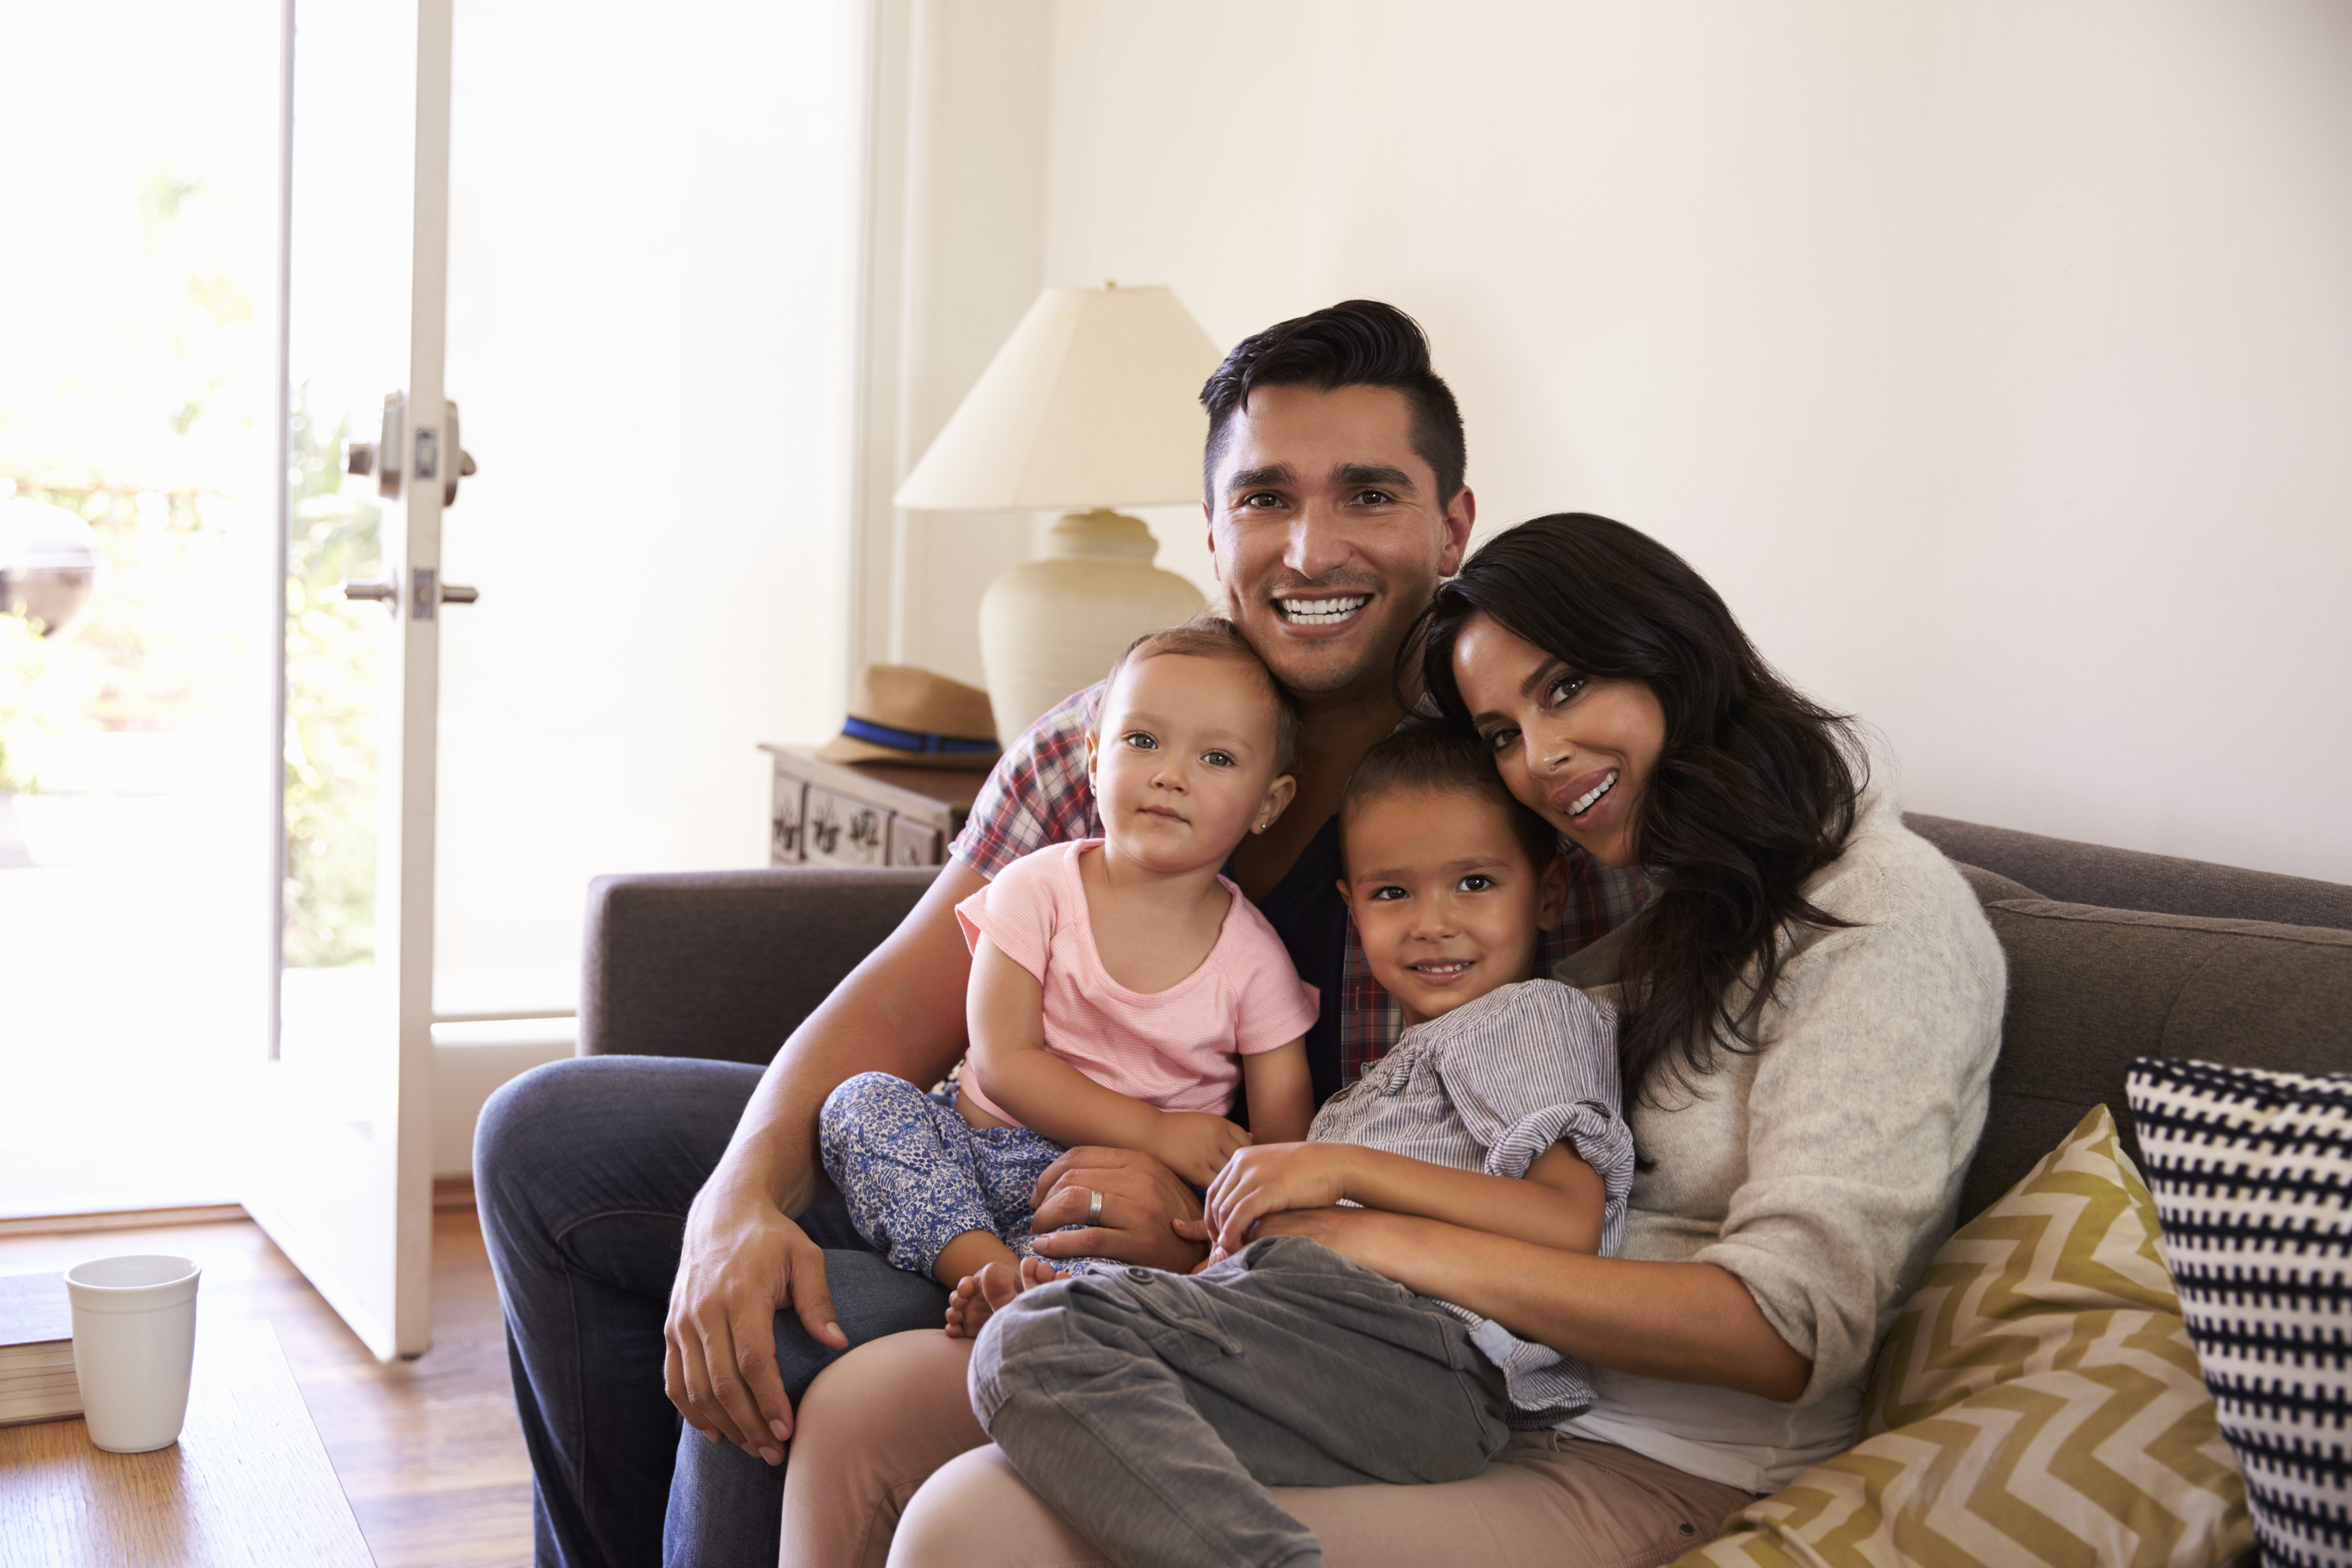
[889,0,2351,883]
[853,0,1055,682]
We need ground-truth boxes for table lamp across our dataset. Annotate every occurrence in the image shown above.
[893,283,1225,745]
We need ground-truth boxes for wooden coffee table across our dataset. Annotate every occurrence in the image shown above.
[0,1316,372,1565]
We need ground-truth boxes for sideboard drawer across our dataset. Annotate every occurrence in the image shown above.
[761,744,982,869]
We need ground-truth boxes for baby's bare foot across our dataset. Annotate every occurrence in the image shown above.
[943,1259,1063,1338]
[943,1271,990,1338]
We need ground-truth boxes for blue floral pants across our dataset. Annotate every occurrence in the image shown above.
[819,1071,1069,1280]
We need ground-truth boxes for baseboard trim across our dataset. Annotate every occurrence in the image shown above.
[0,1203,249,1239]
[0,1183,479,1238]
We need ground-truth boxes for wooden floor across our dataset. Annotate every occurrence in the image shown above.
[0,1196,533,1568]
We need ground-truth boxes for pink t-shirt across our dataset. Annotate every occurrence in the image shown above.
[953,840,1321,1129]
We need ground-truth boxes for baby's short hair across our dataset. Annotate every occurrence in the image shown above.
[1340,719,1562,875]
[1102,614,1300,777]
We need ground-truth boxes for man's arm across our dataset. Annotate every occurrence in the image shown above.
[663,859,982,1460]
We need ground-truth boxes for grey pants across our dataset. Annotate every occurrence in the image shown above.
[968,1235,1513,1568]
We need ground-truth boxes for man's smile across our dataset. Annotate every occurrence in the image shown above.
[1271,592,1372,630]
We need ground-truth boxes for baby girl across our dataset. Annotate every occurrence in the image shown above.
[819,617,1318,1335]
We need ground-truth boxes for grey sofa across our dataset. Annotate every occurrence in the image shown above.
[578,815,2352,1232]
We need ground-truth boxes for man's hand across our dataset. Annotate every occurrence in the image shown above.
[662,1177,847,1464]
[1028,1146,1211,1272]
[1202,1142,1354,1255]
[1145,1111,1253,1188]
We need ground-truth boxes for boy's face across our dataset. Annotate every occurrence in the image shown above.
[1338,786,1570,1027]
[1087,653,1296,875]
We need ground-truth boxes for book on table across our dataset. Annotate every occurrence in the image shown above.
[0,1272,81,1426]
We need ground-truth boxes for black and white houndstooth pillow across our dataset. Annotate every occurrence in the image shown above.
[2129,1057,2352,1568]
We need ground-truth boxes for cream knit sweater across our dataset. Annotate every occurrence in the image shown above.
[1553,783,2005,1494]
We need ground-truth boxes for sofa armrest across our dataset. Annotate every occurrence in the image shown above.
[579,866,941,1066]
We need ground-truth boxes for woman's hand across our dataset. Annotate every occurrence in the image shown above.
[1203,1143,1357,1254]
[1028,1146,1212,1272]
[1145,1112,1254,1188]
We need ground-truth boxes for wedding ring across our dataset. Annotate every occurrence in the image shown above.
[1086,1188,1105,1227]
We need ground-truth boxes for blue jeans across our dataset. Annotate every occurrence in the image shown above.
[474,1056,949,1568]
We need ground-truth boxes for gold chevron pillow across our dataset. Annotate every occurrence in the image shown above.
[1670,1104,2250,1568]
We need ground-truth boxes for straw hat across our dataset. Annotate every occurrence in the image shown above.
[816,665,1002,770]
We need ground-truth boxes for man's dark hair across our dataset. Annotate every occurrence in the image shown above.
[1200,300,1467,507]
[1339,719,1559,879]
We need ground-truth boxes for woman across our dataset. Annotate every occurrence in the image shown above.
[780,513,2005,1568]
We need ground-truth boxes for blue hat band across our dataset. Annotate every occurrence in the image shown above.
[841,716,999,756]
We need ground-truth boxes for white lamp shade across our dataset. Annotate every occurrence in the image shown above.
[893,284,1226,512]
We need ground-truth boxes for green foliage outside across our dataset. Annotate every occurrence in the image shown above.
[0,162,385,967]
[0,609,78,793]
[282,396,382,968]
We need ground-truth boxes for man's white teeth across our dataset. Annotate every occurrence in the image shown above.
[1278,595,1369,624]
[1571,770,1620,816]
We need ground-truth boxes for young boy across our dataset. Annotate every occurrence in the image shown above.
[966,722,1633,1568]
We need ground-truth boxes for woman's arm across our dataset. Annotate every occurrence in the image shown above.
[1258,1204,1813,1402]
[1238,1040,1313,1144]
[1201,1140,1604,1255]
[966,938,1247,1185]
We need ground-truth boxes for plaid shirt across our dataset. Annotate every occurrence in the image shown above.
[950,684,1650,1090]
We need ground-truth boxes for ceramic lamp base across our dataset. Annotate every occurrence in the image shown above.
[979,509,1207,746]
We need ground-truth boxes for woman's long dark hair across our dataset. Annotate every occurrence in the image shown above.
[1416,514,1864,1105]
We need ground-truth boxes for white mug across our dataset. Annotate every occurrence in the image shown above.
[65,1254,202,1454]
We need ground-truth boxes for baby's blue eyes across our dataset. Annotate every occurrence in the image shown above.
[1118,733,1236,768]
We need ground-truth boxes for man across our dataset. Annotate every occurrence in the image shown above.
[475,301,1645,1567]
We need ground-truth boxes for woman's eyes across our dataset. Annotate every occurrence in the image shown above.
[1544,672,1589,707]
[1482,726,1520,756]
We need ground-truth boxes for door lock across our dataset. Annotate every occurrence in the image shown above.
[340,391,475,505]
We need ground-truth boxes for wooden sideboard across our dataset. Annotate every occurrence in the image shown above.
[760,745,985,869]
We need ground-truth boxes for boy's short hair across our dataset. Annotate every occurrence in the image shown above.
[1340,720,1562,876]
[1102,614,1301,778]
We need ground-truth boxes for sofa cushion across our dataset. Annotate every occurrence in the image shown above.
[1948,860,2041,905]
[1959,901,2352,1226]
[2129,1058,2352,1568]
[1672,1104,2250,1568]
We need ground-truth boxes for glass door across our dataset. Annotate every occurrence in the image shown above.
[252,0,456,1360]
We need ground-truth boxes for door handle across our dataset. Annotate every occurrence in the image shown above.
[337,578,480,610]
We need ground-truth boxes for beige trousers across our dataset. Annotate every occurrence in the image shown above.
[779,1329,1755,1568]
